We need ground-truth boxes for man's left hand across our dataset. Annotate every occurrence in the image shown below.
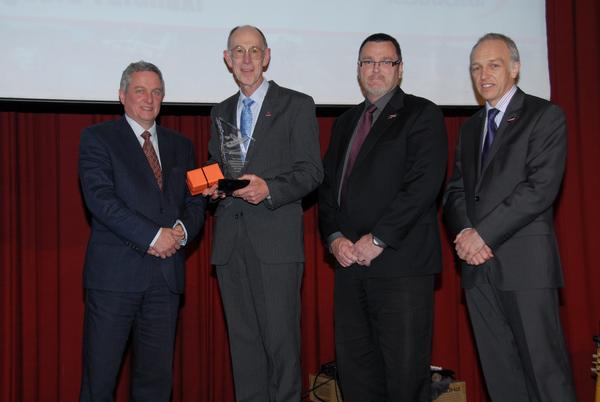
[353,234,384,267]
[454,228,493,263]
[233,174,270,204]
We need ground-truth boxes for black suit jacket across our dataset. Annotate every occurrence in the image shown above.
[208,81,323,265]
[79,116,206,293]
[319,88,448,276]
[444,88,566,290]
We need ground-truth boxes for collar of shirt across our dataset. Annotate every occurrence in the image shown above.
[125,114,162,166]
[485,85,517,127]
[236,78,270,138]
[366,86,398,124]
[481,85,517,150]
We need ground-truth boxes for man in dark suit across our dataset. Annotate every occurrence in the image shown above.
[202,25,323,402]
[319,33,447,402]
[444,33,578,402]
[78,61,206,402]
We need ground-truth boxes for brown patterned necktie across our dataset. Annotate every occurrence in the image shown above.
[141,131,163,190]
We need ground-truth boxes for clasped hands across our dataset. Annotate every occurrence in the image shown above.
[330,234,384,268]
[147,225,185,259]
[454,228,493,266]
[201,174,269,205]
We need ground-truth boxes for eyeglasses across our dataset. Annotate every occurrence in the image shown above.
[358,60,401,69]
[229,46,265,60]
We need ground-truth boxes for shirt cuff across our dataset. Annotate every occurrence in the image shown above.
[326,231,344,253]
[174,220,188,246]
[459,227,472,236]
[372,235,387,248]
[149,228,162,248]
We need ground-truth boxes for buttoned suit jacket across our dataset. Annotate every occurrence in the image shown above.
[79,116,206,293]
[319,88,448,276]
[208,81,323,265]
[444,88,567,290]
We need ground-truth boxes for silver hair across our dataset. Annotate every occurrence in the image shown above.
[119,61,164,92]
[470,33,520,63]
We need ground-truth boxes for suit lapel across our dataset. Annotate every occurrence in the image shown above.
[243,81,275,172]
[222,95,239,126]
[156,125,173,192]
[479,89,525,178]
[471,110,485,178]
[351,89,405,171]
[119,116,163,193]
[333,105,363,194]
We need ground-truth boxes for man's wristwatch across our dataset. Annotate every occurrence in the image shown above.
[372,235,385,248]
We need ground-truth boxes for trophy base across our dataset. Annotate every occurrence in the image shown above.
[218,179,250,195]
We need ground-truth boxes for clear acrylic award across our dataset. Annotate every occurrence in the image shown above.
[215,117,251,194]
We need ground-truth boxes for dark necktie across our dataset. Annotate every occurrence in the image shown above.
[341,104,377,196]
[141,131,163,190]
[481,108,499,166]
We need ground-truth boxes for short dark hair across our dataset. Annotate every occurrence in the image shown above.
[119,61,164,92]
[471,33,520,63]
[359,33,402,62]
[227,25,268,50]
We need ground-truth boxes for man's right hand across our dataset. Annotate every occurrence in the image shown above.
[331,237,358,268]
[201,183,225,200]
[454,228,493,265]
[147,228,185,259]
[466,245,493,266]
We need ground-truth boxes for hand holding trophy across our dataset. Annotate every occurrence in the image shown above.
[186,117,252,197]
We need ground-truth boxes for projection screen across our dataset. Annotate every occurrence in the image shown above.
[0,0,549,106]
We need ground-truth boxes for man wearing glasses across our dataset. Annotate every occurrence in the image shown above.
[319,33,447,401]
[203,25,323,402]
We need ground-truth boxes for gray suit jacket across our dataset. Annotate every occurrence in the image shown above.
[208,81,323,265]
[444,88,567,290]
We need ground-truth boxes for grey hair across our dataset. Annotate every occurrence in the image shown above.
[470,33,520,63]
[119,61,164,92]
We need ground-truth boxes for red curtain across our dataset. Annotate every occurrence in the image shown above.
[2,1,599,400]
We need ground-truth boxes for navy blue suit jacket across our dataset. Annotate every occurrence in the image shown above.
[79,116,206,293]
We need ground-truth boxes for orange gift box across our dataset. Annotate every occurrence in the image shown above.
[186,163,224,195]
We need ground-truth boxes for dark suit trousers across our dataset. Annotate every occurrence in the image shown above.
[465,281,578,402]
[216,220,303,402]
[334,272,434,402]
[80,266,180,402]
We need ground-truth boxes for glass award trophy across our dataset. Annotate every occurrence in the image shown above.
[215,117,251,194]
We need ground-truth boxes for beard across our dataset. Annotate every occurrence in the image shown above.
[358,74,397,100]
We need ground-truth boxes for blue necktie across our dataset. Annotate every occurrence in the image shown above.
[481,108,499,166]
[241,98,254,159]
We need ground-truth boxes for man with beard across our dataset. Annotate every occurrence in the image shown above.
[319,33,447,402]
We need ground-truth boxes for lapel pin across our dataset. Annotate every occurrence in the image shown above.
[265,112,272,117]
[387,114,397,119]
[506,114,519,123]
